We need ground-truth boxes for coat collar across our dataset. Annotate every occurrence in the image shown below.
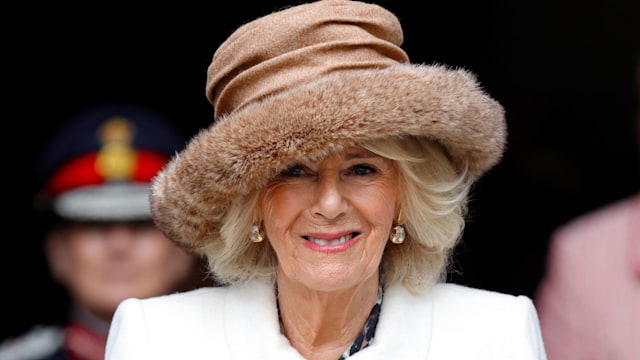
[222,280,435,359]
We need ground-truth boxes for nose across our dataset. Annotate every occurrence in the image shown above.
[103,224,136,249]
[310,174,348,220]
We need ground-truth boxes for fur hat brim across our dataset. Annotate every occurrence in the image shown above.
[150,63,506,250]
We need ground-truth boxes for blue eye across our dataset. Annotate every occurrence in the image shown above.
[282,165,305,177]
[352,164,375,176]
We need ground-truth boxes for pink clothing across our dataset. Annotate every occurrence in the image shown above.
[536,192,640,360]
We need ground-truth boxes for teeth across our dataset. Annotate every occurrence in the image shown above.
[307,233,353,246]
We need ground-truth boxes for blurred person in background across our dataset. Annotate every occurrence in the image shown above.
[0,103,213,360]
[535,59,640,360]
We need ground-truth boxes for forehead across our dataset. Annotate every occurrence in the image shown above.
[342,146,379,159]
[305,146,381,163]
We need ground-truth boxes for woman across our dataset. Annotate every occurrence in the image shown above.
[105,1,547,359]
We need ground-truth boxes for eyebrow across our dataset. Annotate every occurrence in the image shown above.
[344,149,377,160]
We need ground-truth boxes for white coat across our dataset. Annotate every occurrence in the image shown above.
[105,280,546,359]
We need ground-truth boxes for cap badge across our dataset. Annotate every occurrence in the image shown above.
[95,117,137,181]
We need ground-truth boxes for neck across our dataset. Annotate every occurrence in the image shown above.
[276,272,380,360]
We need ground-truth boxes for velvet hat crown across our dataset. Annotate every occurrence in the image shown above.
[150,0,507,251]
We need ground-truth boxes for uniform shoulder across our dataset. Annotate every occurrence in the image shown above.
[0,325,64,360]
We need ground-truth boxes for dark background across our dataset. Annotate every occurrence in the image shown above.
[5,0,639,340]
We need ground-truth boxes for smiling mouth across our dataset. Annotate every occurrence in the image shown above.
[303,232,359,246]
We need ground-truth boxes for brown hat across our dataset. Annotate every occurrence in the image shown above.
[150,0,507,250]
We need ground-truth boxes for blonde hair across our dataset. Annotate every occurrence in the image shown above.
[202,136,473,293]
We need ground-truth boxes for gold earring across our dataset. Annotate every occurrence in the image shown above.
[250,224,264,243]
[389,210,405,244]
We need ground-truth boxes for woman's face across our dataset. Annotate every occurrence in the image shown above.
[260,146,399,292]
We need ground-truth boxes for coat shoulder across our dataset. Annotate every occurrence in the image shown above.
[427,283,546,359]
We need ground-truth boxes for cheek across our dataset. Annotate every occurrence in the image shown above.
[68,235,104,260]
[260,184,307,232]
[353,184,397,221]
[142,240,194,274]
[136,233,175,259]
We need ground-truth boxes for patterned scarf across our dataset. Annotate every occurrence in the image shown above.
[338,286,383,359]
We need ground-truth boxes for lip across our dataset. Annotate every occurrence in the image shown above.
[302,230,361,253]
